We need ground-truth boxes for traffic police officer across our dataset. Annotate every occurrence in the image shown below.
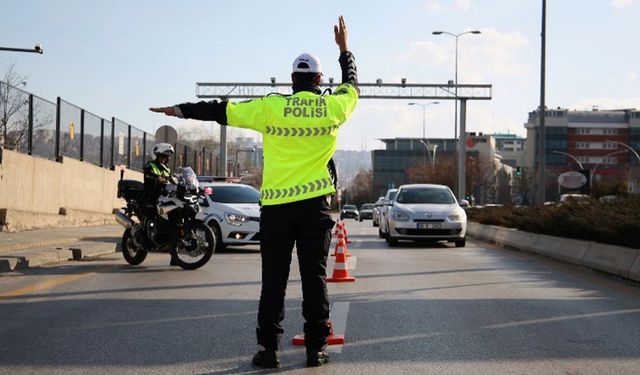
[150,15,358,368]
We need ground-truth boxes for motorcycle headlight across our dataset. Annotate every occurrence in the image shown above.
[225,212,249,226]
[391,211,410,221]
[447,212,465,222]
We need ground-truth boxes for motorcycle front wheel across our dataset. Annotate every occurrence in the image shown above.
[121,227,148,265]
[171,222,215,270]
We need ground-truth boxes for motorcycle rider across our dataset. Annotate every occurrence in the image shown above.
[143,143,178,265]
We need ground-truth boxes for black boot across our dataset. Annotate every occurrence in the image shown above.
[306,348,329,367]
[252,350,280,368]
[169,256,178,266]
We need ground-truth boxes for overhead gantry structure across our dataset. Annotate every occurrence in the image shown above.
[195,81,492,199]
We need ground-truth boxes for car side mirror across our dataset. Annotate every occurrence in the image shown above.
[459,199,470,208]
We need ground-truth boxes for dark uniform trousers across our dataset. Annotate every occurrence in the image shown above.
[257,195,335,351]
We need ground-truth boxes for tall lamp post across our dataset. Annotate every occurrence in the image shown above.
[408,101,439,139]
[432,29,481,199]
[431,30,481,141]
[409,102,439,166]
[605,140,640,193]
[591,149,629,190]
[552,150,584,170]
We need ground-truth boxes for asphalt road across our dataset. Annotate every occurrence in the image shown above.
[1,219,640,374]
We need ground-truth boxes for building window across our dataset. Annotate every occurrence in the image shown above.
[603,157,617,164]
[577,128,590,135]
[604,128,618,135]
[578,156,590,163]
[576,142,590,149]
[603,142,618,150]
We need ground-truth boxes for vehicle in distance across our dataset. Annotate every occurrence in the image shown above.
[372,196,384,227]
[196,182,260,252]
[384,184,467,247]
[358,203,374,221]
[340,204,359,220]
[378,188,398,238]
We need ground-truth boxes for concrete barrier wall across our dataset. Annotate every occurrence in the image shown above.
[467,222,640,283]
[0,148,143,231]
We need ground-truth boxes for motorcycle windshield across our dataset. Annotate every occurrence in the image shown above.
[179,167,199,191]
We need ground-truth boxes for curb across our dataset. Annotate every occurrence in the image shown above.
[0,241,120,273]
[467,222,640,283]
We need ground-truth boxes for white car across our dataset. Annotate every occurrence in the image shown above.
[384,184,467,247]
[196,182,261,252]
[378,188,398,238]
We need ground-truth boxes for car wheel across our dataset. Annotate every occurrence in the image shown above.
[386,234,398,247]
[378,227,384,238]
[455,238,466,248]
[359,218,362,222]
[208,221,227,253]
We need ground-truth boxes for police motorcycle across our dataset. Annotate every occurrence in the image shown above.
[114,167,215,270]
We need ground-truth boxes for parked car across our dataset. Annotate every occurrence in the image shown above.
[372,196,385,227]
[196,182,261,252]
[378,188,398,238]
[384,184,467,247]
[340,204,359,220]
[358,203,374,221]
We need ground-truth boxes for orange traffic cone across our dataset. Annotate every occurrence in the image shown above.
[333,221,343,236]
[342,222,351,244]
[292,321,345,346]
[331,231,350,257]
[327,239,355,282]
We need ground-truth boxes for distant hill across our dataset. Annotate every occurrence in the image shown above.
[332,150,372,186]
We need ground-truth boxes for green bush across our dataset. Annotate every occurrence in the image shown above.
[467,196,640,249]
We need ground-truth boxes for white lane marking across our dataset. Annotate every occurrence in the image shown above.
[328,301,350,354]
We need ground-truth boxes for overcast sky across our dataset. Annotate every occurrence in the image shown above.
[2,0,638,150]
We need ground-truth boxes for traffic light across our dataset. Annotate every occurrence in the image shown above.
[515,166,522,177]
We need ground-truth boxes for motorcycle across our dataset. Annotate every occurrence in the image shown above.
[115,167,215,270]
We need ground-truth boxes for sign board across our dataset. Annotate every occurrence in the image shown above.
[558,171,587,189]
[155,125,178,145]
[118,132,125,155]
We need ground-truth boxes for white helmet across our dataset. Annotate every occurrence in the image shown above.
[152,143,174,157]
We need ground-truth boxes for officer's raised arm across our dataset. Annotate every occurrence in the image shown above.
[334,16,358,89]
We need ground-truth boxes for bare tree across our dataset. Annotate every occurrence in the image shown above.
[348,169,375,206]
[0,63,29,150]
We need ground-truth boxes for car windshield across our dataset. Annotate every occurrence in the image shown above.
[205,185,260,203]
[361,204,374,210]
[343,205,357,210]
[396,188,455,204]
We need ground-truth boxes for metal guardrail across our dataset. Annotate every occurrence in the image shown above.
[0,81,217,174]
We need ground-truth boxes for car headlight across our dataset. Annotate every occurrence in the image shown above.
[391,211,410,221]
[447,212,465,222]
[225,212,249,226]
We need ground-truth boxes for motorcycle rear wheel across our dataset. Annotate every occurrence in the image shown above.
[171,222,215,270]
[121,227,149,265]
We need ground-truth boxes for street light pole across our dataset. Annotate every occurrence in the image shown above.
[552,150,584,170]
[432,30,481,199]
[605,140,640,192]
[409,102,439,166]
[0,44,43,54]
[591,149,629,190]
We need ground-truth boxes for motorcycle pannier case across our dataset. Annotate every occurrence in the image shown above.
[118,179,144,200]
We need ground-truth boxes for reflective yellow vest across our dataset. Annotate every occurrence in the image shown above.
[226,83,358,205]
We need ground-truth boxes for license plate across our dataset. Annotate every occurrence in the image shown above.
[418,223,441,229]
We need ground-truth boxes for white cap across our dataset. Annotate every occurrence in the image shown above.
[292,53,322,73]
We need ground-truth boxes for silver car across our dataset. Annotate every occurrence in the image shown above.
[196,182,261,252]
[385,184,467,247]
